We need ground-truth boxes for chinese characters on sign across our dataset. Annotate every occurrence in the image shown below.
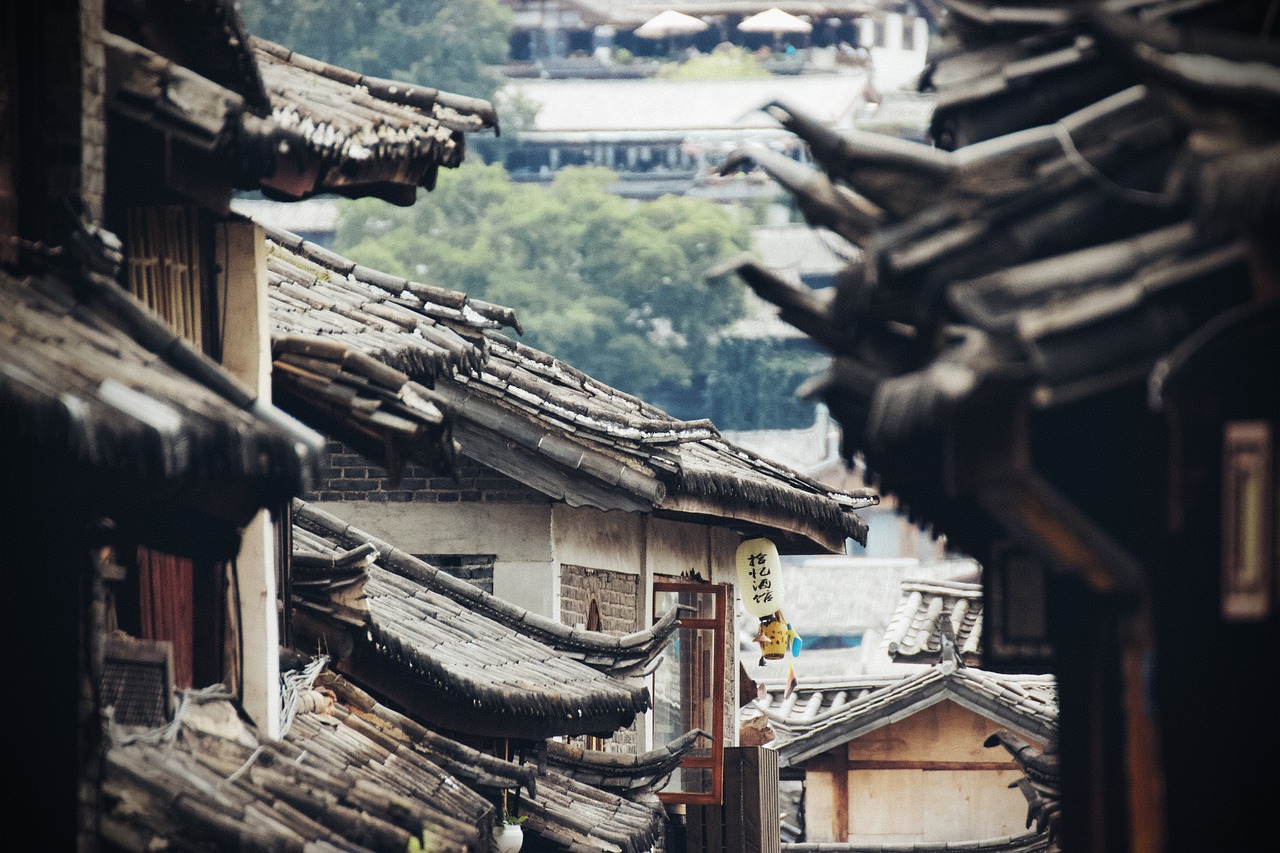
[735,537,783,618]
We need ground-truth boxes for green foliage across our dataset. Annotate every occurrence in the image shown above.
[703,337,827,430]
[658,46,769,79]
[335,163,752,400]
[238,0,513,101]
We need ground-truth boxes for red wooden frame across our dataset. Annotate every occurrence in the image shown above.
[653,579,726,805]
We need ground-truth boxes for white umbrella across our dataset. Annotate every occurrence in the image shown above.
[737,7,813,34]
[634,10,710,39]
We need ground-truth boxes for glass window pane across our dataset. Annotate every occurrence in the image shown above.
[655,586,717,619]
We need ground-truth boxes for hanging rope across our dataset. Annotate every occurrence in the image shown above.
[279,654,330,737]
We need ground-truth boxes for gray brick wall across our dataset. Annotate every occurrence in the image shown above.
[560,564,641,634]
[561,564,642,753]
[415,554,495,595]
[304,439,550,505]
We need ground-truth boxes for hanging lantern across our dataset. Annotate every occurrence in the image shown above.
[736,537,783,618]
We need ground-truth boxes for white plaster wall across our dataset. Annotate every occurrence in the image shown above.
[495,560,561,621]
[647,516,711,579]
[315,501,555,560]
[552,505,644,574]
[312,500,560,620]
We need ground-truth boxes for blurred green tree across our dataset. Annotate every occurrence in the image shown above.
[336,164,754,401]
[239,0,512,101]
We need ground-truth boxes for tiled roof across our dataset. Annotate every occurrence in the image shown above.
[102,26,496,205]
[293,500,678,675]
[1,250,317,558]
[757,659,1058,766]
[544,729,707,793]
[265,228,517,381]
[102,666,668,853]
[251,38,498,201]
[881,576,984,666]
[291,501,678,737]
[322,673,667,853]
[361,566,652,722]
[715,0,1277,543]
[520,767,665,853]
[264,230,876,553]
[101,690,493,852]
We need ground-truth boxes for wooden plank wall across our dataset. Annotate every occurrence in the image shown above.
[124,205,205,351]
[688,747,781,853]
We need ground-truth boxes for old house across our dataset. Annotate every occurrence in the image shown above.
[719,0,1278,849]
[733,547,1054,850]
[4,0,503,846]
[259,227,876,825]
[283,500,683,853]
[754,575,1055,849]
[759,655,1057,849]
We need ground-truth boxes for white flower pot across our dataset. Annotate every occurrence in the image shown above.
[491,823,524,853]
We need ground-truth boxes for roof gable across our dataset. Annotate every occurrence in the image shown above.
[761,661,1057,766]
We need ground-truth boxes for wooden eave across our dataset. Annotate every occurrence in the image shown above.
[3,260,318,556]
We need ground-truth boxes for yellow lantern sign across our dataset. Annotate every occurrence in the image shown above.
[736,537,783,618]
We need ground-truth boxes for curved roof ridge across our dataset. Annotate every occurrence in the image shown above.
[293,499,678,673]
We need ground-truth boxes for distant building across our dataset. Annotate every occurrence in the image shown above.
[501,73,876,198]
[499,1,933,69]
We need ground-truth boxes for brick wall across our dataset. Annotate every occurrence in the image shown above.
[304,439,551,505]
[415,554,495,595]
[560,565,641,634]
[560,564,642,753]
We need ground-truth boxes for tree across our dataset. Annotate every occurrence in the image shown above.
[239,0,513,102]
[335,164,753,402]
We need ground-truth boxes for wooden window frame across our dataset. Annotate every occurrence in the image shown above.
[653,579,726,805]
[1222,420,1274,621]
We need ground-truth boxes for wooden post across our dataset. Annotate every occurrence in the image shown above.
[832,753,849,842]
[215,219,281,738]
[718,746,781,853]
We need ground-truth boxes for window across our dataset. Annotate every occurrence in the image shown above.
[652,579,726,804]
[1222,421,1273,621]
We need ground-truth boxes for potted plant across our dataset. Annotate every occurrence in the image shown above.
[492,792,525,853]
